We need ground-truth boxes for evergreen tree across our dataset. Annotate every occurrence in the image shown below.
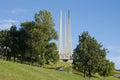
[73,31,114,77]
[9,25,19,62]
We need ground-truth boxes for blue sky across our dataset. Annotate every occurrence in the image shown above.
[0,0,120,69]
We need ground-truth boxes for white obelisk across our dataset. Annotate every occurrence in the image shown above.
[64,14,67,54]
[67,10,72,56]
[59,10,62,55]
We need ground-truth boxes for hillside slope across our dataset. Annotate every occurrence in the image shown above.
[0,60,119,80]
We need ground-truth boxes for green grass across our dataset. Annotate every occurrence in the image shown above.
[0,59,120,80]
[114,70,120,75]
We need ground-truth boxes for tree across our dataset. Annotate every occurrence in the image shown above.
[0,30,11,60]
[21,21,36,64]
[73,31,114,77]
[45,42,59,64]
[20,10,58,66]
[98,60,115,76]
[9,25,19,62]
[34,10,58,65]
[17,28,27,63]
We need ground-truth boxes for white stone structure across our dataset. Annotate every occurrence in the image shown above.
[59,10,73,63]
[59,10,62,56]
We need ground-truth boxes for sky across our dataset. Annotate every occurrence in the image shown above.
[0,0,120,69]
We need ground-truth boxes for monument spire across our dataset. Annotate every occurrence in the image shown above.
[59,10,62,55]
[67,10,72,55]
[64,14,67,54]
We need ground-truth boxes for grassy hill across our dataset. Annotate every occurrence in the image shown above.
[0,59,120,80]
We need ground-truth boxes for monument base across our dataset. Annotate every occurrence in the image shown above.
[59,54,73,63]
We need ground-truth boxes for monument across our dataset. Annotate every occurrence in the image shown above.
[59,10,73,63]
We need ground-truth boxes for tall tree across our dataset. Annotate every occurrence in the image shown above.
[0,30,11,60]
[73,31,114,77]
[20,10,58,66]
[9,25,19,62]
[21,21,36,64]
[34,10,58,65]
[17,28,27,63]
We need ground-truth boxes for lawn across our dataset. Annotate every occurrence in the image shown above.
[0,59,119,80]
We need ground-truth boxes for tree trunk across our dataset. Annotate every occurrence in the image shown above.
[84,66,86,78]
[14,54,16,62]
[20,54,23,64]
[88,69,92,77]
[30,53,33,65]
[88,65,92,77]
[5,46,8,61]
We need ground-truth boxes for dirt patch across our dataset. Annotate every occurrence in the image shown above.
[114,74,120,78]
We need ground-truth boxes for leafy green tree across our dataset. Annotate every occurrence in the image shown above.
[73,31,114,77]
[0,30,11,60]
[98,60,115,76]
[45,42,59,64]
[9,25,19,62]
[21,21,36,64]
[20,10,58,66]
[16,28,27,63]
[34,10,58,65]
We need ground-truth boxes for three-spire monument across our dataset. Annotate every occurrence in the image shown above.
[59,10,73,63]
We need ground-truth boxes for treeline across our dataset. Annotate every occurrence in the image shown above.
[73,32,115,77]
[0,10,59,66]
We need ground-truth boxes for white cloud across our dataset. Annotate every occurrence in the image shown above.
[107,45,113,50]
[106,44,120,53]
[0,24,12,30]
[2,9,27,15]
[106,44,120,69]
[9,9,27,14]
[0,19,16,23]
[0,19,17,30]
[108,56,120,69]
